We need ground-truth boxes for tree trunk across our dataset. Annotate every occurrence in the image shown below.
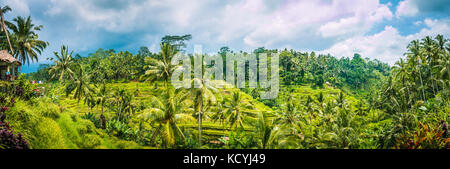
[419,72,425,101]
[198,111,202,148]
[57,81,62,97]
[150,124,161,146]
[0,8,14,55]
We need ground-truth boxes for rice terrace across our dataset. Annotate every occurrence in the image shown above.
[0,0,449,152]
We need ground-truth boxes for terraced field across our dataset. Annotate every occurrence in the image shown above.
[49,81,353,143]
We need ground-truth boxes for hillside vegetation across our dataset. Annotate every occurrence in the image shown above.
[1,12,449,149]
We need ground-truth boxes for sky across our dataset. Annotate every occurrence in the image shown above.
[1,0,449,73]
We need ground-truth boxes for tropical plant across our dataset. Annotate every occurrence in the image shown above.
[5,16,48,65]
[139,89,195,148]
[143,43,180,87]
[49,45,76,96]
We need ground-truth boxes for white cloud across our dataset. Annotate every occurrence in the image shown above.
[5,0,448,69]
[217,0,394,48]
[319,1,392,38]
[319,18,450,65]
[396,0,419,18]
[43,0,394,49]
[1,0,30,17]
[45,0,212,33]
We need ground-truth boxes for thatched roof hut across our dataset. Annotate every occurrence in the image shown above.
[0,50,20,65]
[0,50,21,80]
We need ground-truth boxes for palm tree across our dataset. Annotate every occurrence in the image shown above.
[110,88,134,122]
[187,77,217,148]
[392,58,412,107]
[49,45,76,97]
[224,90,254,130]
[406,40,426,100]
[139,89,194,148]
[316,92,325,110]
[433,35,449,89]
[336,92,345,109]
[143,43,179,87]
[434,54,450,87]
[422,36,439,95]
[0,5,14,54]
[5,16,48,65]
[211,99,228,135]
[95,83,109,116]
[254,111,274,149]
[269,95,304,148]
[355,101,367,116]
[304,95,316,134]
[72,66,93,113]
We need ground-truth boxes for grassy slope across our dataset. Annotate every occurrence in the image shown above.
[6,97,145,149]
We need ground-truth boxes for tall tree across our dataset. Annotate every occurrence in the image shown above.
[0,5,14,54]
[49,45,76,97]
[188,77,217,148]
[139,89,194,148]
[71,67,93,113]
[224,91,253,130]
[6,16,48,65]
[161,34,192,51]
[144,43,179,87]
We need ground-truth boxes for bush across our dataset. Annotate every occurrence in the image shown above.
[79,134,102,149]
[31,117,66,149]
[36,98,60,119]
[6,99,65,149]
[0,122,29,149]
[395,122,449,149]
[57,113,104,149]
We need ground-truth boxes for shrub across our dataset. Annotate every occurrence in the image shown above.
[6,99,65,149]
[0,121,29,149]
[36,98,60,119]
[79,134,102,149]
[57,113,104,149]
[395,122,449,149]
[30,117,66,149]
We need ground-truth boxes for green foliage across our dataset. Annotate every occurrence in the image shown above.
[6,99,65,148]
[16,33,450,150]
[3,16,49,65]
[219,129,258,149]
[277,49,390,94]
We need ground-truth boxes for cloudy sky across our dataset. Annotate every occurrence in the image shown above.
[1,0,449,73]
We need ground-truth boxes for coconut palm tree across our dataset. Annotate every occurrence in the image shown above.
[110,88,134,122]
[0,5,14,54]
[49,45,76,96]
[392,58,412,106]
[187,77,218,148]
[5,16,48,65]
[434,54,450,86]
[143,43,180,88]
[139,89,194,148]
[254,111,274,149]
[71,66,93,113]
[407,39,427,100]
[96,83,109,116]
[336,92,346,109]
[211,99,228,136]
[268,95,304,148]
[225,90,254,130]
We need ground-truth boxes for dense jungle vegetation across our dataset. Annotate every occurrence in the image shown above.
[0,6,449,149]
